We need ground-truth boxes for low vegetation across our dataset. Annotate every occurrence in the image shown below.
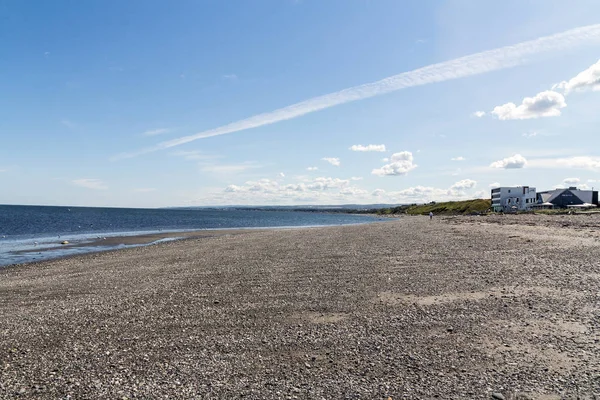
[376,199,492,216]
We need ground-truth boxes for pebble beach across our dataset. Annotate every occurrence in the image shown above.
[1,215,599,399]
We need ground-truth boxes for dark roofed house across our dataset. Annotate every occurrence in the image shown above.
[536,187,599,209]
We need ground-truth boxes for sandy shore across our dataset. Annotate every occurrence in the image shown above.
[1,215,599,399]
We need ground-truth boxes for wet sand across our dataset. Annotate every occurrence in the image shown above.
[0,215,599,399]
[16,228,267,255]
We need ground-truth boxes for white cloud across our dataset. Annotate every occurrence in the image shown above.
[225,184,243,193]
[563,177,580,185]
[349,144,386,152]
[114,24,600,159]
[350,176,363,181]
[556,156,600,170]
[133,188,156,193]
[522,131,540,138]
[222,74,238,80]
[528,156,600,171]
[339,187,369,196]
[382,179,478,203]
[553,59,600,93]
[199,174,481,206]
[143,128,171,136]
[306,166,318,171]
[475,190,488,199]
[381,157,389,162]
[372,151,417,176]
[588,179,598,183]
[306,177,350,190]
[492,90,566,120]
[490,154,528,169]
[220,176,358,204]
[472,111,486,118]
[279,172,285,178]
[322,157,341,166]
[489,182,501,188]
[450,179,477,191]
[451,156,466,161]
[72,179,108,190]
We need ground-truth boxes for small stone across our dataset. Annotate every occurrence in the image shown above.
[492,393,505,400]
[515,394,534,400]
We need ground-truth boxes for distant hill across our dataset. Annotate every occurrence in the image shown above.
[377,199,492,216]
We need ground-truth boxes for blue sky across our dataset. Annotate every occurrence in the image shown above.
[1,0,600,207]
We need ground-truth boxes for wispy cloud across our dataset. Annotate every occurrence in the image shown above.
[451,156,466,161]
[306,166,318,171]
[350,144,386,152]
[472,111,486,118]
[170,150,220,161]
[143,128,172,136]
[72,178,108,190]
[133,188,157,193]
[61,119,77,129]
[114,24,600,159]
[522,130,539,138]
[529,156,600,171]
[322,157,340,166]
[222,74,238,80]
[200,163,260,174]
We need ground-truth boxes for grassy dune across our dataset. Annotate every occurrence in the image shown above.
[378,199,491,216]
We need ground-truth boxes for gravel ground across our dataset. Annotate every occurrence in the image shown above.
[0,215,599,399]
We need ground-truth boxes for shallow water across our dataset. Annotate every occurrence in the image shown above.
[0,205,382,266]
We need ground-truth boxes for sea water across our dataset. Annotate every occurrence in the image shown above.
[0,205,382,267]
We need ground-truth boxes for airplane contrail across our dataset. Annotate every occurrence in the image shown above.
[114,24,600,160]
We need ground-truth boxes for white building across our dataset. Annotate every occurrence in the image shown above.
[491,186,537,212]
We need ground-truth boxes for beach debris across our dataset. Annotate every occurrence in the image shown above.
[61,240,69,245]
[491,393,506,400]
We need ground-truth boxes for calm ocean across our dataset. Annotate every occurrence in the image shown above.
[0,205,381,267]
